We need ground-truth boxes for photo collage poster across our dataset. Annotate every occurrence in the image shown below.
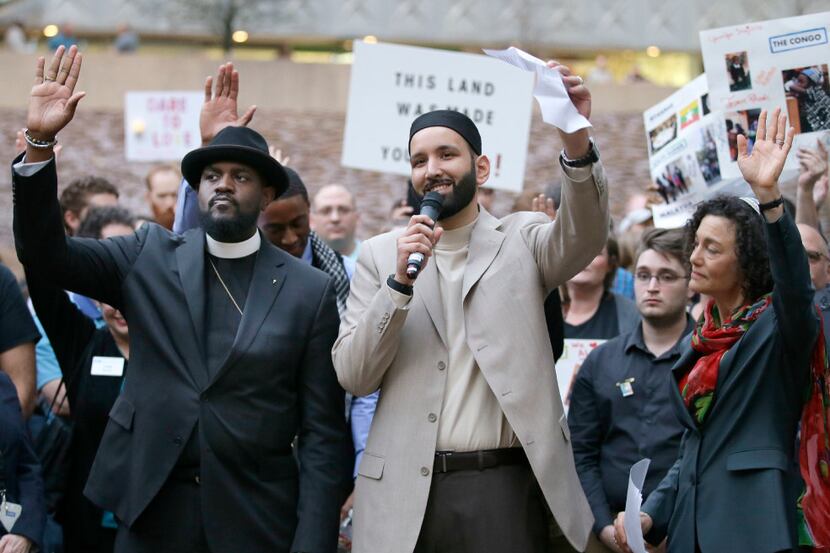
[643,75,748,228]
[700,11,830,172]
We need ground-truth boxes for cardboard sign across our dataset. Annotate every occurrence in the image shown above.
[556,339,606,413]
[125,91,202,162]
[643,75,750,228]
[342,41,535,192]
[700,12,830,170]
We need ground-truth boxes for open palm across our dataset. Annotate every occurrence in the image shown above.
[736,108,793,190]
[27,45,85,139]
[200,62,256,145]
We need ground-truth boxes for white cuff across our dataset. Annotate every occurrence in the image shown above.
[13,156,52,177]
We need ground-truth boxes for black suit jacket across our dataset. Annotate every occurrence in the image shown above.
[642,213,817,553]
[13,157,352,553]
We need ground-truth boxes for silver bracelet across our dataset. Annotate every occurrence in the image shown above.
[23,129,57,149]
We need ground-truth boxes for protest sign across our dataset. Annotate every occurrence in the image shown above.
[556,338,606,413]
[700,11,830,171]
[125,91,202,162]
[341,41,535,192]
[643,75,750,228]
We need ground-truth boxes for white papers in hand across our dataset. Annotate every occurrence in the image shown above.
[624,458,651,553]
[482,47,591,133]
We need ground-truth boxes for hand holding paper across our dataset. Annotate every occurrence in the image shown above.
[613,459,654,553]
[482,46,591,133]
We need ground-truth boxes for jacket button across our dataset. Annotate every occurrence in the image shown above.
[420,466,430,476]
[428,413,437,423]
[173,436,183,445]
[437,361,446,371]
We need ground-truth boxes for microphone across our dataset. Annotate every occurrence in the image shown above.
[405,191,444,280]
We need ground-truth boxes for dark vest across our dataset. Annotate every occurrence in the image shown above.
[177,252,257,469]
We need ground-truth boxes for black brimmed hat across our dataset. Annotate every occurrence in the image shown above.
[181,127,288,196]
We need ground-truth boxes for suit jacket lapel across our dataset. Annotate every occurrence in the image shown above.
[462,210,505,302]
[174,229,208,388]
[208,239,287,387]
[670,346,699,431]
[416,259,448,349]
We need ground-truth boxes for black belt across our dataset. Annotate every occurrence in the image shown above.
[433,447,528,474]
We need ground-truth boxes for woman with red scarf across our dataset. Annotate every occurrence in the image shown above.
[614,108,830,552]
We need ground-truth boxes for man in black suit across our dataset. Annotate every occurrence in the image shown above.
[13,45,351,553]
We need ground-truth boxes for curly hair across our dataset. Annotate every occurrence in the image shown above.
[683,195,772,303]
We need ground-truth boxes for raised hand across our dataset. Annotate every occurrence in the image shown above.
[547,60,590,120]
[200,62,256,145]
[27,45,85,141]
[736,108,793,192]
[797,140,828,189]
[531,193,557,221]
[268,145,291,166]
[815,174,829,208]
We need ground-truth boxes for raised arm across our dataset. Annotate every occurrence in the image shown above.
[794,141,828,230]
[199,62,256,146]
[737,108,818,355]
[13,46,142,308]
[522,62,609,291]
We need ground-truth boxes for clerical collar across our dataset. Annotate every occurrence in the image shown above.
[205,231,261,259]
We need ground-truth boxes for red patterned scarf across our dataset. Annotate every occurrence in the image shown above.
[679,295,830,549]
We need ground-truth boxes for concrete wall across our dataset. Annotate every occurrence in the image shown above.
[1,51,675,114]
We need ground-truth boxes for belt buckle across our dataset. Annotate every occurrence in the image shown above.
[437,451,452,473]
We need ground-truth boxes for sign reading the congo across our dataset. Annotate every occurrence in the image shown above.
[342,41,535,192]
[124,91,203,162]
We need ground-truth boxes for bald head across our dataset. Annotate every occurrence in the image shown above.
[311,184,360,255]
[798,224,830,290]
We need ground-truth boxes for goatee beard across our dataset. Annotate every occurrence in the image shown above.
[434,165,477,220]
[199,209,259,243]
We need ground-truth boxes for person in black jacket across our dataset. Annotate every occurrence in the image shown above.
[27,206,135,553]
[14,46,351,553]
[0,371,45,552]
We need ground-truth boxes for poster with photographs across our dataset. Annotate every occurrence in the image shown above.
[643,75,747,228]
[700,11,830,172]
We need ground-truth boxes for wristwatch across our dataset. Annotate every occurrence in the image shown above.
[561,139,599,168]
[387,274,413,296]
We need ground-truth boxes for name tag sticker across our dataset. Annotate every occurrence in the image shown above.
[0,500,21,532]
[91,356,125,377]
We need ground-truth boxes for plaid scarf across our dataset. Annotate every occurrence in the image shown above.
[309,231,350,317]
[679,295,830,549]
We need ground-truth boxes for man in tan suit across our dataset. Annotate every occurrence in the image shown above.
[333,62,608,553]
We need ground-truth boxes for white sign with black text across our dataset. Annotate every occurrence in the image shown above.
[342,41,535,192]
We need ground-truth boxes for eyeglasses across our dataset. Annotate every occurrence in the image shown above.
[805,249,828,264]
[634,271,687,285]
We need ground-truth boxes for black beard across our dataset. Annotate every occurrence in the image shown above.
[199,208,259,243]
[432,166,477,220]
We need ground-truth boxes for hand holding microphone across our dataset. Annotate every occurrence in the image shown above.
[393,191,444,286]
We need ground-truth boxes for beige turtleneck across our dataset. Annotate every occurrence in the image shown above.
[433,217,516,452]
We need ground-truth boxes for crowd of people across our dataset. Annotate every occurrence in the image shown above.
[0,44,829,553]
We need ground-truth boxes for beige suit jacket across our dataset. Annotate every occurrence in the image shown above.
[333,162,609,553]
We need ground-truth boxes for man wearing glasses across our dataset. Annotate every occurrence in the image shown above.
[567,228,693,552]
